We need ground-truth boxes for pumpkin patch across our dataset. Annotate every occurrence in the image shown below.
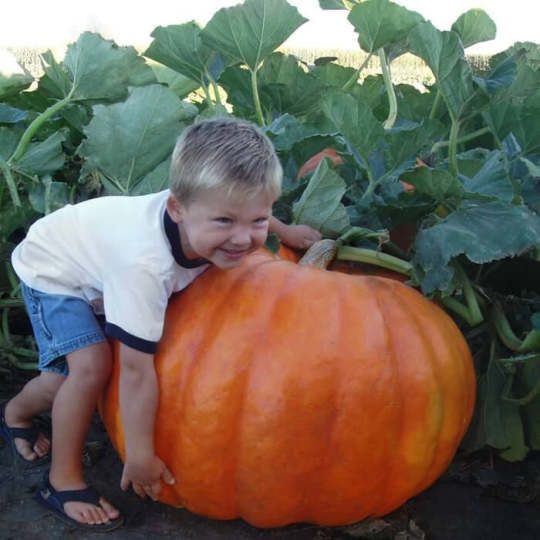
[100,249,475,527]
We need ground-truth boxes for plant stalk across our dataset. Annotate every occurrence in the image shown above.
[431,126,491,154]
[448,119,461,177]
[9,89,74,164]
[251,69,265,126]
[342,52,373,92]
[378,49,397,129]
[0,158,21,207]
[429,90,442,119]
[337,245,413,276]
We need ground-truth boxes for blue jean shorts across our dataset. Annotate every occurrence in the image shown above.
[20,282,107,376]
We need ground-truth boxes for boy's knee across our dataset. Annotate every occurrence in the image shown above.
[67,343,112,388]
[38,371,65,400]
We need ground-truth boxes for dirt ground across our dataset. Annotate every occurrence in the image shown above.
[1,390,539,540]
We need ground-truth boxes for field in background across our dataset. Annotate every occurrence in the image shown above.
[7,45,492,92]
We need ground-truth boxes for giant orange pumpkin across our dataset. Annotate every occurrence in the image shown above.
[100,248,475,528]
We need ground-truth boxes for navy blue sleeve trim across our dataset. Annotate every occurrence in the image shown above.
[105,322,158,354]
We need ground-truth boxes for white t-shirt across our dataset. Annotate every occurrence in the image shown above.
[11,190,210,353]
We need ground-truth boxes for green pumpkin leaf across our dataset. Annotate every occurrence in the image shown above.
[131,158,171,196]
[265,114,321,152]
[414,201,540,293]
[401,168,465,203]
[259,53,326,117]
[321,92,384,167]
[0,103,27,124]
[79,85,197,194]
[483,357,529,461]
[28,175,70,215]
[348,0,424,53]
[451,9,497,49]
[292,158,349,237]
[150,64,201,99]
[408,22,474,120]
[17,131,66,176]
[62,32,154,101]
[0,70,33,100]
[461,151,514,202]
[201,0,307,71]
[144,22,217,85]
[0,127,21,160]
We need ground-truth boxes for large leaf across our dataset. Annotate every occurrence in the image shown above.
[0,73,33,100]
[265,114,321,152]
[321,92,384,167]
[258,53,326,117]
[150,64,201,99]
[451,9,496,49]
[144,23,217,85]
[401,168,464,203]
[29,175,70,215]
[414,201,540,293]
[78,85,197,194]
[17,132,66,176]
[408,22,474,120]
[201,0,307,71]
[292,158,350,237]
[0,127,21,160]
[483,358,528,461]
[461,151,514,202]
[57,32,155,102]
[486,91,540,156]
[348,0,424,53]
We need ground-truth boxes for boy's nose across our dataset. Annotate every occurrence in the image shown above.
[230,227,251,246]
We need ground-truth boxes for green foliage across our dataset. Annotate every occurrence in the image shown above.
[1,0,539,462]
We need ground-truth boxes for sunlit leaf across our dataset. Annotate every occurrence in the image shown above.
[201,0,307,71]
[348,0,424,53]
[451,9,497,49]
[79,85,197,194]
[292,158,350,237]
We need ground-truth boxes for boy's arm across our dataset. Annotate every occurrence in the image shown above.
[268,216,322,250]
[118,342,175,499]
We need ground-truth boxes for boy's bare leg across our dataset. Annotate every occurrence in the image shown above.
[48,341,120,525]
[4,371,64,460]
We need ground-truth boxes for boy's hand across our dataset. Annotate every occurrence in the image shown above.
[279,223,322,250]
[121,454,175,500]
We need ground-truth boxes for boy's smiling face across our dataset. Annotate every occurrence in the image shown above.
[166,187,274,269]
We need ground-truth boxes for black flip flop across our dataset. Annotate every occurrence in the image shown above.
[34,475,124,532]
[0,401,51,469]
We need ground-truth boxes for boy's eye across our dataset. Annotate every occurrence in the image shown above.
[214,217,232,224]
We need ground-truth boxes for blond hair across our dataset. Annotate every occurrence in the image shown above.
[169,117,282,205]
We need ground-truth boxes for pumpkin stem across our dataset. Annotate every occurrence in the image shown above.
[298,239,338,269]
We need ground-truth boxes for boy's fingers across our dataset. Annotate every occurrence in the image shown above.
[161,466,176,485]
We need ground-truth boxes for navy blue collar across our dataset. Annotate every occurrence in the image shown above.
[163,210,210,268]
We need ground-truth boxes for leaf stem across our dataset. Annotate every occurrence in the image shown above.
[8,89,74,164]
[493,302,540,352]
[431,126,491,154]
[448,119,461,177]
[342,52,373,92]
[251,69,265,126]
[378,49,397,129]
[336,245,413,276]
[429,90,442,119]
[0,158,21,207]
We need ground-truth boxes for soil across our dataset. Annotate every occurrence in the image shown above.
[1,377,539,540]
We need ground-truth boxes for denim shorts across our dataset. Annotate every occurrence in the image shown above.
[20,282,107,376]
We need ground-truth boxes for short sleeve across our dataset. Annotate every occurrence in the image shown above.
[102,266,170,353]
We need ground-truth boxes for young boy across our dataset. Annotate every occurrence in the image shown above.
[0,117,321,531]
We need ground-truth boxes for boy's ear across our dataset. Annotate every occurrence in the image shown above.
[166,194,184,223]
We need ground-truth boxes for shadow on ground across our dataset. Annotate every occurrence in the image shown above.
[1,411,539,540]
